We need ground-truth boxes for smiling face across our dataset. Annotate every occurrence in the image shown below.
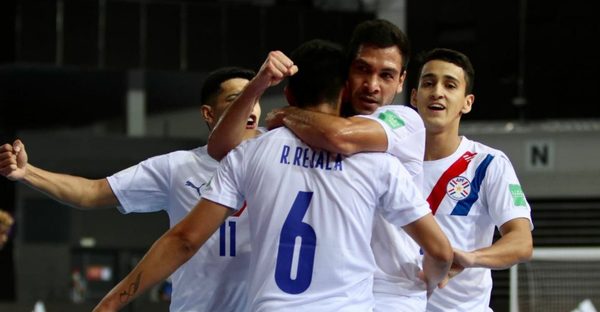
[202,78,261,130]
[411,59,474,134]
[346,44,406,115]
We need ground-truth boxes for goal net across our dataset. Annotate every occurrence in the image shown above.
[510,247,600,312]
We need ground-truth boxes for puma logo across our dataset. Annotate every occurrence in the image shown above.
[185,180,204,196]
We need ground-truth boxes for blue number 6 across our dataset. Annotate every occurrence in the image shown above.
[274,191,316,294]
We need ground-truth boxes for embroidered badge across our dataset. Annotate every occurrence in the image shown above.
[446,176,471,200]
[377,110,405,129]
[509,184,527,206]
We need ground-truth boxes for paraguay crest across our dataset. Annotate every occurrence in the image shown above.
[446,176,471,200]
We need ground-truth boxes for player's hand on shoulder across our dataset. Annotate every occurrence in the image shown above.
[0,139,28,181]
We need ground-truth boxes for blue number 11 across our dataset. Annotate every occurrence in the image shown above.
[219,221,236,257]
[274,191,316,294]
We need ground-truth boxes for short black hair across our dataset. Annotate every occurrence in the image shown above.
[288,39,346,109]
[347,19,411,73]
[200,67,256,106]
[416,48,475,94]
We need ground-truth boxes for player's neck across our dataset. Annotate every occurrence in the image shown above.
[424,129,462,161]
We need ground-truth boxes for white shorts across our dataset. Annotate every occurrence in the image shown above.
[374,292,427,312]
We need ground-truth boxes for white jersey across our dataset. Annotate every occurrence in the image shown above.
[107,145,251,312]
[358,105,429,309]
[202,127,431,312]
[423,137,533,312]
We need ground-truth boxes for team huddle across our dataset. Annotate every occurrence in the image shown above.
[0,19,533,312]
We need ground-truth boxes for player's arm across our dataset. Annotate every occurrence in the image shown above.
[453,156,533,271]
[93,199,233,312]
[0,139,117,209]
[453,218,532,270]
[266,106,387,155]
[403,213,453,291]
[207,51,298,161]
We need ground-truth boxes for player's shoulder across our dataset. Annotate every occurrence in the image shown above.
[377,104,421,119]
[167,146,209,160]
[465,137,508,157]
[464,137,512,167]
[369,105,424,131]
[144,146,215,167]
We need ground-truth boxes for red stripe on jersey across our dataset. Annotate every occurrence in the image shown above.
[231,201,247,217]
[426,151,476,215]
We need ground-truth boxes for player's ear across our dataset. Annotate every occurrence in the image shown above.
[461,94,474,114]
[284,86,298,107]
[201,104,214,123]
[396,69,407,94]
[410,88,418,109]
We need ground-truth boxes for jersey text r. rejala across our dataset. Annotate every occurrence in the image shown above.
[279,144,343,171]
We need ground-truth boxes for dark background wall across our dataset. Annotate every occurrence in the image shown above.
[407,0,600,121]
[0,0,374,132]
[2,0,600,132]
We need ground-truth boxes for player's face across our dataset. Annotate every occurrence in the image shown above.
[211,78,261,130]
[347,44,406,115]
[410,60,474,134]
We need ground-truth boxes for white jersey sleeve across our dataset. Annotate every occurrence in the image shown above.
[356,105,425,185]
[107,154,171,213]
[483,152,534,230]
[202,145,246,212]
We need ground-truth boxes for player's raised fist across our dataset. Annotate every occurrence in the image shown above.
[0,139,29,181]
[256,50,299,89]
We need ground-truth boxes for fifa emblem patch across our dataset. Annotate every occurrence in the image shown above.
[446,176,471,200]
[509,184,527,206]
[378,110,405,129]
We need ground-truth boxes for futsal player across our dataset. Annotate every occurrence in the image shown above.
[264,19,432,311]
[0,67,262,312]
[411,48,533,311]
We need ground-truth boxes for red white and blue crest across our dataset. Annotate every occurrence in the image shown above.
[446,176,471,200]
